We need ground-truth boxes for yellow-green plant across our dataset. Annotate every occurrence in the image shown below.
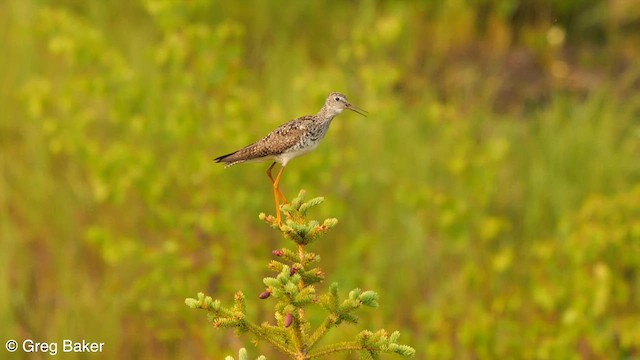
[186,191,415,359]
[225,348,266,360]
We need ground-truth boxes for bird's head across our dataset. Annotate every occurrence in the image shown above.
[324,92,367,117]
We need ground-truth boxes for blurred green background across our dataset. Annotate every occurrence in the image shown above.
[1,0,640,359]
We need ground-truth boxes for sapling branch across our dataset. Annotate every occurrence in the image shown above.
[186,190,415,359]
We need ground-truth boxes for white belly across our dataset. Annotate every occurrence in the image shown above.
[276,143,319,166]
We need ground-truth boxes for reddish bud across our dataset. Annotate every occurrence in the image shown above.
[284,313,293,328]
[272,249,284,257]
[259,289,271,299]
[289,267,297,276]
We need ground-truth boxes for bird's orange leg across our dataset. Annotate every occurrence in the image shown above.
[276,186,288,204]
[266,162,280,222]
[266,162,287,203]
[272,165,286,224]
[266,162,277,183]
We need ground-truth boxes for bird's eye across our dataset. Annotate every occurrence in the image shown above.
[335,97,340,101]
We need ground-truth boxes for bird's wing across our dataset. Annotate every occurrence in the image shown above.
[215,116,312,165]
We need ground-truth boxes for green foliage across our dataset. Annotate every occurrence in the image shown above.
[224,348,266,360]
[261,191,338,246]
[356,330,416,359]
[187,191,415,359]
[520,186,640,357]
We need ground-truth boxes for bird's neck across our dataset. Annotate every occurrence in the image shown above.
[316,107,340,121]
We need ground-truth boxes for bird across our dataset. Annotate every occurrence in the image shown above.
[215,92,367,223]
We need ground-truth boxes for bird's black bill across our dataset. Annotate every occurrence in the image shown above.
[346,103,368,117]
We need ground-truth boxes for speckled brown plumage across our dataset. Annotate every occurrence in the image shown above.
[215,92,366,223]
[214,115,314,167]
[215,92,366,167]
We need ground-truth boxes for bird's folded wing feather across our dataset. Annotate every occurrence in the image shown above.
[219,116,312,163]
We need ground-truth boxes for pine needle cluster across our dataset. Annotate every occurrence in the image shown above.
[186,190,415,359]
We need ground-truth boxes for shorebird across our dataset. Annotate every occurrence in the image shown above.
[215,92,367,223]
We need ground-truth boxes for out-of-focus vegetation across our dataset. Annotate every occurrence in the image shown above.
[1,0,639,358]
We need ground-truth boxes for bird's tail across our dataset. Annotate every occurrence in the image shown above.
[214,151,240,168]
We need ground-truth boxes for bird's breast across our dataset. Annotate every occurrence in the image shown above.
[276,142,318,166]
